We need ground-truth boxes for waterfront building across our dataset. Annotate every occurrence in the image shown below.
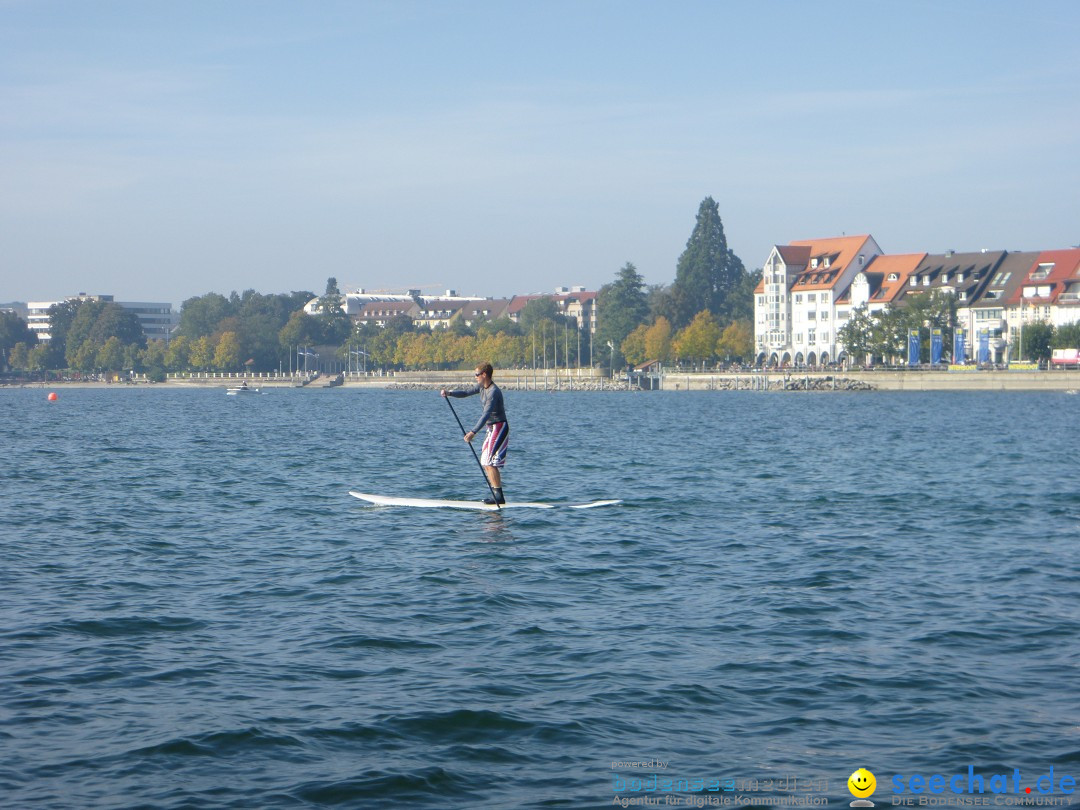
[352,300,422,327]
[1005,248,1080,359]
[304,289,415,318]
[412,292,486,330]
[507,287,599,335]
[453,299,512,328]
[953,251,1036,362]
[754,235,884,367]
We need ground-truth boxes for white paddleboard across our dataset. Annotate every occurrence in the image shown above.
[349,491,621,511]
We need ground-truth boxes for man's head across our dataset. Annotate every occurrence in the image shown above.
[474,363,494,385]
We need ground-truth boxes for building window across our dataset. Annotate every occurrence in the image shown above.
[808,329,816,345]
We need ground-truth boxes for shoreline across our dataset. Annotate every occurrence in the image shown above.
[7,369,1080,392]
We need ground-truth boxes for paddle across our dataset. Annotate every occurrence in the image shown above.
[445,395,501,509]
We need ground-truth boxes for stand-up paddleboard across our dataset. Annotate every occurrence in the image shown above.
[349,491,621,511]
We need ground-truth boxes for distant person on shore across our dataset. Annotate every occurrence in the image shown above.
[441,363,508,504]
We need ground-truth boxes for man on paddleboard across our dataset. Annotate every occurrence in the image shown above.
[441,363,508,504]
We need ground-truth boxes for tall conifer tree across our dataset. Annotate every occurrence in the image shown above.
[669,197,743,328]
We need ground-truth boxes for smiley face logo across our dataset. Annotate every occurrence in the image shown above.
[848,768,877,798]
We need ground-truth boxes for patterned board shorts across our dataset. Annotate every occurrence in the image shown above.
[480,422,509,468]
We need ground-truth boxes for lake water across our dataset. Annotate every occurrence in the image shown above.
[2,387,1078,809]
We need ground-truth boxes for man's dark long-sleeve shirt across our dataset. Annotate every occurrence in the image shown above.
[448,383,507,435]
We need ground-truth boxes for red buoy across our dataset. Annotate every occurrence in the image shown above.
[48,392,58,401]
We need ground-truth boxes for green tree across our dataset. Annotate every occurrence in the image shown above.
[64,301,145,368]
[1022,321,1054,363]
[178,293,233,339]
[518,298,563,332]
[1052,322,1080,349]
[728,268,763,323]
[236,290,311,371]
[668,197,746,327]
[8,341,31,371]
[70,339,98,372]
[28,343,50,373]
[838,305,875,364]
[278,311,323,353]
[315,278,351,345]
[43,299,81,368]
[96,336,126,372]
[165,336,192,371]
[674,310,721,369]
[141,340,168,379]
[595,262,649,368]
[0,312,36,368]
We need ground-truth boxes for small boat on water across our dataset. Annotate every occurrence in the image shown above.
[226,383,262,396]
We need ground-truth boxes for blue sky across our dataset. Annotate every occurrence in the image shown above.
[2,0,1078,307]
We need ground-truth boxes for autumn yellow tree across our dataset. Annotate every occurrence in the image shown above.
[674,310,721,369]
[213,331,242,371]
[620,324,648,367]
[716,320,754,363]
[644,317,674,363]
[189,336,214,370]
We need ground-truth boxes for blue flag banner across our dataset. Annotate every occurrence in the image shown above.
[954,328,967,364]
[978,329,990,364]
[908,329,920,366]
[931,328,943,364]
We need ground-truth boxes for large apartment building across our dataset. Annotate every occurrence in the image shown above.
[754,235,884,367]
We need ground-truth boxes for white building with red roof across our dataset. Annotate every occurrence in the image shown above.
[754,235,883,366]
[1005,248,1080,357]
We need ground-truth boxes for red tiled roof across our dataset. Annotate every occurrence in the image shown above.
[1007,248,1080,305]
[787,235,875,290]
[861,253,925,303]
[508,292,597,315]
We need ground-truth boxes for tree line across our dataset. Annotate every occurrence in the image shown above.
[2,197,762,377]
[593,197,759,369]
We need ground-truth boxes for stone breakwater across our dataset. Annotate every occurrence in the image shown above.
[722,376,875,392]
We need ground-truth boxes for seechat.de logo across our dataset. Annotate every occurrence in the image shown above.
[849,768,877,807]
